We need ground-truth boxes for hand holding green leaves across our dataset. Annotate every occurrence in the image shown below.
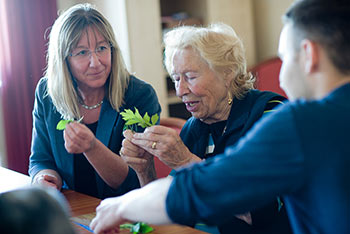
[56,116,84,130]
[121,107,159,131]
[120,222,153,234]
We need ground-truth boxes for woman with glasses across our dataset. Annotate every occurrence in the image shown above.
[29,3,161,199]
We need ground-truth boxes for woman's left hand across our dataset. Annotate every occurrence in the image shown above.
[121,130,157,186]
[63,122,96,154]
[131,125,200,169]
[121,131,155,171]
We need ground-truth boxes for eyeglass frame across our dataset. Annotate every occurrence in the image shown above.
[68,42,113,62]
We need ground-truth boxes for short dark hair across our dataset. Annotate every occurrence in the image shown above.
[0,188,75,234]
[283,0,350,75]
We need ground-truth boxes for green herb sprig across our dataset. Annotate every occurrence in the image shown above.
[56,116,84,130]
[120,222,153,234]
[120,107,159,131]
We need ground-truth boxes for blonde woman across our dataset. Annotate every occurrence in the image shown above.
[29,3,161,199]
[121,23,291,234]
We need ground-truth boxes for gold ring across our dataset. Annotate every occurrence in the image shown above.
[151,141,157,149]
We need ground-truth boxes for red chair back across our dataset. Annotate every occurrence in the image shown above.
[250,57,287,97]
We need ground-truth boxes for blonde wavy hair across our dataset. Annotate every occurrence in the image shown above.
[163,23,255,99]
[45,3,129,120]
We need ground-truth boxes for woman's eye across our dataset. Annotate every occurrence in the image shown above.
[77,50,88,56]
[171,74,180,81]
[187,75,197,80]
[97,46,107,52]
[185,72,197,79]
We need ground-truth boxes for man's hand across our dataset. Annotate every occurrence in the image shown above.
[90,177,173,234]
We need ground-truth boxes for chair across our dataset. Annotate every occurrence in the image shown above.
[155,117,187,178]
[159,117,187,134]
[250,57,287,97]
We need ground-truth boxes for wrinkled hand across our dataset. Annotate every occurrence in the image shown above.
[63,122,96,154]
[121,130,154,174]
[121,130,157,186]
[131,126,197,168]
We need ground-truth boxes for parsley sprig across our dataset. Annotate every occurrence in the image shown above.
[56,116,84,130]
[120,222,153,234]
[120,107,159,131]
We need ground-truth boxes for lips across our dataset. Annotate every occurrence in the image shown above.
[88,70,104,76]
[184,101,199,112]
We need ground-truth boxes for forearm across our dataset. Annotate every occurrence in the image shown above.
[135,161,157,187]
[121,177,173,225]
[32,168,63,190]
[32,169,61,182]
[173,151,202,169]
[84,139,129,189]
[91,177,173,233]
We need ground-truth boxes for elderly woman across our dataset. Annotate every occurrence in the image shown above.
[121,23,291,234]
[28,3,161,199]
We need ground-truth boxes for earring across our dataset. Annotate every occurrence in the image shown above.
[228,92,233,105]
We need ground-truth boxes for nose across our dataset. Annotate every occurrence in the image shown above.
[89,51,101,67]
[175,76,190,97]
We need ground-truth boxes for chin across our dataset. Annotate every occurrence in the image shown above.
[191,113,202,120]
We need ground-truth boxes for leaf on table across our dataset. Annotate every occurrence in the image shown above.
[120,222,153,234]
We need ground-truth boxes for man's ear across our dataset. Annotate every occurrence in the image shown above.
[300,39,319,74]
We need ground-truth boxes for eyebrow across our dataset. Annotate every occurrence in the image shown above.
[75,40,108,49]
[172,69,200,75]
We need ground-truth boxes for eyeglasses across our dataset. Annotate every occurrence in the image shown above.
[69,43,112,62]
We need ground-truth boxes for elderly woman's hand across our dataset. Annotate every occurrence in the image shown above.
[131,126,201,169]
[63,122,96,154]
[121,130,157,186]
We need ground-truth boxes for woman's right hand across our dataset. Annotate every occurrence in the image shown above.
[131,126,201,169]
[32,169,62,190]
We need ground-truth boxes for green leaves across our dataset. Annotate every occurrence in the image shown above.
[120,222,153,234]
[56,116,84,130]
[56,119,74,130]
[120,107,159,131]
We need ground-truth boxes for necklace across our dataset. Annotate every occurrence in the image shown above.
[80,100,103,110]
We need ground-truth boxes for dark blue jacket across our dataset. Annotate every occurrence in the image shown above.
[180,90,286,158]
[29,76,161,199]
[179,89,291,234]
[167,84,350,234]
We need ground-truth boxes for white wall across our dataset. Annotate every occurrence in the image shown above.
[253,0,294,62]
[207,0,256,66]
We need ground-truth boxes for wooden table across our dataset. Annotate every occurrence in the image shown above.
[63,189,207,234]
[0,167,207,233]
